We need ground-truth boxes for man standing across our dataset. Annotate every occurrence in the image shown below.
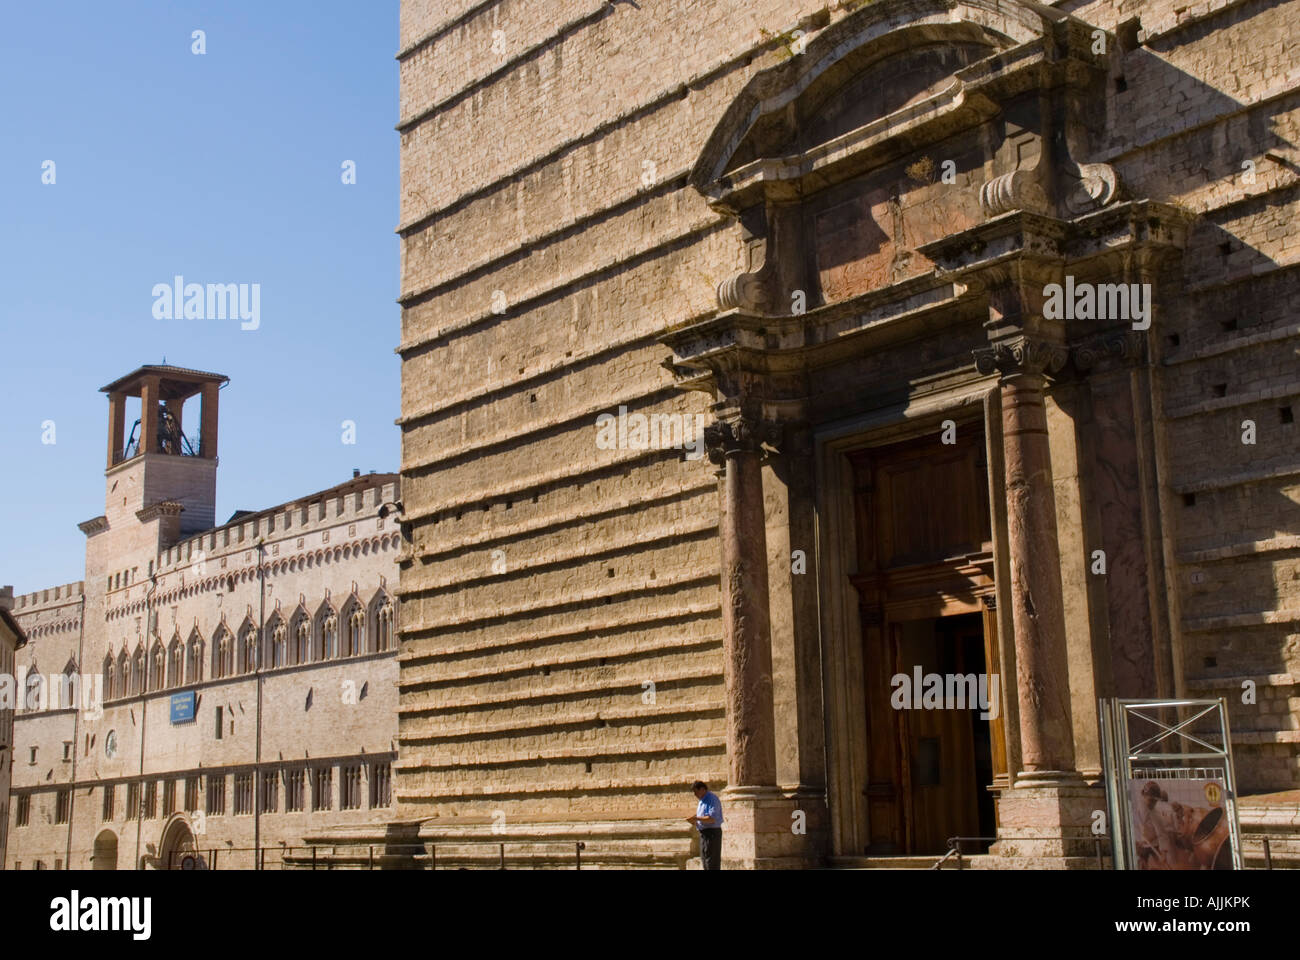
[685,780,724,870]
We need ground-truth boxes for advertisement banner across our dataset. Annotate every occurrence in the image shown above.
[1127,777,1234,870]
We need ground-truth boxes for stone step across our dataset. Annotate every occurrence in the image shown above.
[827,855,948,869]
[1239,791,1300,869]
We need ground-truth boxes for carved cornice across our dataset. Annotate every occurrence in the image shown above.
[974,336,1069,379]
[704,416,783,465]
[136,500,184,523]
[1072,330,1147,371]
[78,516,109,537]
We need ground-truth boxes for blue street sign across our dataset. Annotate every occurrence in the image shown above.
[170,690,196,724]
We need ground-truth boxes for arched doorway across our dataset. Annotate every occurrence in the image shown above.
[92,830,118,871]
[158,816,197,870]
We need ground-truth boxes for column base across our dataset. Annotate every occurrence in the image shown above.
[695,787,826,869]
[987,776,1107,867]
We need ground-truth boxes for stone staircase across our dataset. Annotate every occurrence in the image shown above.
[288,816,697,870]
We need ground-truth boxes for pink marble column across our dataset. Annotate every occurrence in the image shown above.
[976,338,1078,781]
[706,415,779,789]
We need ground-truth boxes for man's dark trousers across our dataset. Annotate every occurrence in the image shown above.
[699,828,722,870]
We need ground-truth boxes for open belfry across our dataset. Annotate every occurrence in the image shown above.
[389,0,1300,867]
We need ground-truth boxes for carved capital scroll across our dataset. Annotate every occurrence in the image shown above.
[1064,162,1120,216]
[974,336,1069,379]
[716,271,771,311]
[1073,330,1146,371]
[704,415,784,465]
[979,169,1050,217]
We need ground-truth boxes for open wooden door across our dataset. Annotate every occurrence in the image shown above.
[848,429,1003,856]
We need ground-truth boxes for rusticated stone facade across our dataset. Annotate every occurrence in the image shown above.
[393,0,1299,868]
[4,366,401,870]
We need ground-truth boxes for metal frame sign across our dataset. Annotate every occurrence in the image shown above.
[1100,697,1243,870]
[169,691,196,725]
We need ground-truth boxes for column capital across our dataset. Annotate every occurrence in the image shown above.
[974,336,1068,380]
[704,414,783,465]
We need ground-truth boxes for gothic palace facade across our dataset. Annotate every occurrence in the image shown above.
[4,365,401,870]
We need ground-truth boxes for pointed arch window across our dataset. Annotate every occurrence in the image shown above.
[59,659,78,710]
[239,624,257,674]
[131,648,145,696]
[24,665,44,712]
[213,628,234,679]
[269,618,287,669]
[187,632,204,684]
[116,651,130,699]
[343,600,364,657]
[369,593,395,652]
[150,642,166,692]
[314,607,337,661]
[292,612,310,666]
[168,637,184,688]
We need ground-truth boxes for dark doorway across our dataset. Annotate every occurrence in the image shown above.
[894,613,996,854]
[92,830,118,870]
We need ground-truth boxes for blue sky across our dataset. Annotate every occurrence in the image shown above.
[0,1,401,593]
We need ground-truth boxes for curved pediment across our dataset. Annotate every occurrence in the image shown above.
[691,0,1065,206]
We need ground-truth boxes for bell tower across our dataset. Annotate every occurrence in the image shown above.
[100,365,228,539]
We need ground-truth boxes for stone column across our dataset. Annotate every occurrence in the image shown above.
[705,415,778,790]
[107,391,127,468]
[702,414,812,868]
[140,375,161,455]
[200,381,220,460]
[975,337,1098,867]
[990,341,1076,779]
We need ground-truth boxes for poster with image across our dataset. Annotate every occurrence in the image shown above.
[1127,778,1234,870]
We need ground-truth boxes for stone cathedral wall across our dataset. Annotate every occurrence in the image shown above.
[399,0,1298,824]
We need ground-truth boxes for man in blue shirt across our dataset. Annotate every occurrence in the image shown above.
[685,780,724,869]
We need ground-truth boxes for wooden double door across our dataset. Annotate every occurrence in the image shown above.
[848,430,1006,856]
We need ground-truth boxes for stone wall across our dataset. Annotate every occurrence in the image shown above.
[394,0,848,824]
